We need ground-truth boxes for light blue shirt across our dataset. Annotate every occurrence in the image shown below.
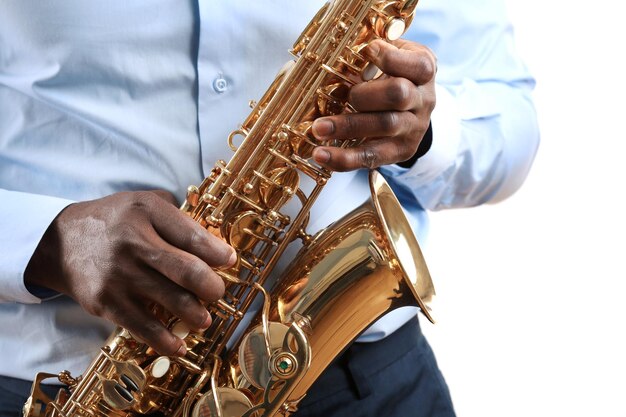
[0,0,539,380]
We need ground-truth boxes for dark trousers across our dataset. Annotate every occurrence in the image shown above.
[0,318,455,417]
[293,317,455,417]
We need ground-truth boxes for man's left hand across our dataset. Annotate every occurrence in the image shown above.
[311,38,436,171]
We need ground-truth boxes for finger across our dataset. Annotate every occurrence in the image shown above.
[312,111,417,141]
[145,274,214,332]
[107,300,187,356]
[150,190,179,206]
[312,137,419,172]
[147,196,236,268]
[142,237,226,303]
[349,77,421,112]
[364,39,436,86]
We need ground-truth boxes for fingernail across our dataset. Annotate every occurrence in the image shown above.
[227,250,237,267]
[313,149,331,164]
[200,312,212,330]
[365,41,381,58]
[176,342,187,357]
[312,119,335,139]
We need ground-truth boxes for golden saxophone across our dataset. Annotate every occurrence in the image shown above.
[24,1,435,416]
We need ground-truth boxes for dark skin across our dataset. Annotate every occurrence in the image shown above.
[25,190,236,357]
[24,38,436,357]
[312,39,436,171]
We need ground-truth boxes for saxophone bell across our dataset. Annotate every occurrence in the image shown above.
[228,170,435,413]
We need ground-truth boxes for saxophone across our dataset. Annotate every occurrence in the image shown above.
[24,1,435,416]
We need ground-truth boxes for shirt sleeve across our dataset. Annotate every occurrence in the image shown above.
[379,0,540,211]
[0,189,74,303]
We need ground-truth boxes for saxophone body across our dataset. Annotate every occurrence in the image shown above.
[24,1,435,416]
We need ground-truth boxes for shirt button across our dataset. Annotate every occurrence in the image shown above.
[213,76,228,94]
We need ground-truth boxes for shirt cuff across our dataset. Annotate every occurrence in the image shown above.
[0,189,74,303]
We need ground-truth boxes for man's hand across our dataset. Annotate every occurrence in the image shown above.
[24,191,235,357]
[311,39,436,171]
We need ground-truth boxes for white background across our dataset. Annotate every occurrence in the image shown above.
[421,1,626,416]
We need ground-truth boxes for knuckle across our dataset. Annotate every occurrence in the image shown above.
[143,320,163,338]
[425,91,436,113]
[111,221,136,242]
[340,114,358,137]
[146,247,164,267]
[416,53,436,83]
[423,45,438,70]
[108,217,148,257]
[86,275,133,319]
[379,112,400,136]
[387,78,415,111]
[129,191,155,211]
[185,259,210,283]
[400,142,417,161]
[360,147,379,169]
[152,190,177,206]
[175,291,199,314]
[172,258,208,290]
[188,229,209,250]
[421,120,431,136]
[108,264,127,284]
[414,116,431,138]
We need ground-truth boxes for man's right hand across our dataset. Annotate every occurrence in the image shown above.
[24,190,235,357]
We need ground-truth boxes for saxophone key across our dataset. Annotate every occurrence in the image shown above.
[348,43,384,81]
[227,128,250,152]
[267,148,297,168]
[291,1,330,55]
[216,299,244,320]
[226,211,268,252]
[225,188,265,212]
[101,378,136,410]
[171,356,202,374]
[321,64,357,86]
[304,51,319,62]
[370,1,408,41]
[282,121,317,160]
[259,166,299,209]
[191,388,252,417]
[290,154,331,184]
[238,322,291,389]
[317,82,351,115]
[171,321,191,340]
[337,55,362,74]
[120,374,140,393]
[148,357,171,379]
[181,185,201,214]
[381,17,406,40]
